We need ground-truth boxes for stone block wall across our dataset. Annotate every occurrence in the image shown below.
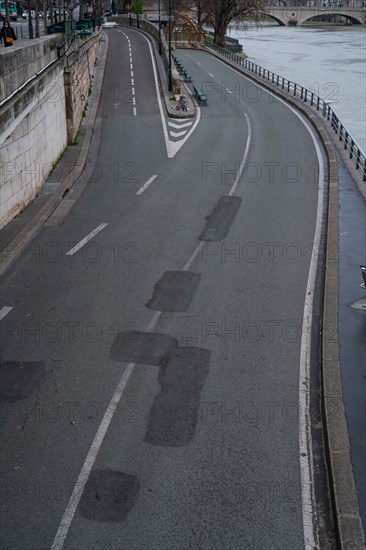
[0,35,64,102]
[0,32,101,229]
[0,67,67,229]
[64,33,101,144]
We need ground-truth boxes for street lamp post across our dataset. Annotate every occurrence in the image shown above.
[168,0,172,91]
[136,0,139,27]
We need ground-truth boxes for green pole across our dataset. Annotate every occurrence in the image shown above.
[168,0,172,92]
[158,0,161,55]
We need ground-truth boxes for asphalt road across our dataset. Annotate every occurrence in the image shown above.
[0,29,336,549]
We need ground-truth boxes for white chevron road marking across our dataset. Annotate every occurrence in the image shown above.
[170,130,188,138]
[168,121,193,129]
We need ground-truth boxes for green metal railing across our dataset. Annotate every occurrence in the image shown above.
[47,19,102,35]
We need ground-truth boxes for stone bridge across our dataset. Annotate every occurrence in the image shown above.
[262,3,366,25]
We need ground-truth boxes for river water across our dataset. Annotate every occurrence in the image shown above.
[229,24,366,152]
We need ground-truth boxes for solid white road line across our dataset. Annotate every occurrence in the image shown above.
[136,175,158,195]
[0,306,13,321]
[182,241,205,272]
[183,113,252,271]
[65,224,108,256]
[50,363,136,550]
[141,34,201,158]
[228,113,252,196]
[50,306,164,550]
[209,72,214,77]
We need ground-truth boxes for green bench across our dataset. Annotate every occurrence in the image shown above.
[193,85,207,105]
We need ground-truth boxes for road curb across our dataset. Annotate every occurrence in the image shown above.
[0,30,108,276]
[202,47,365,550]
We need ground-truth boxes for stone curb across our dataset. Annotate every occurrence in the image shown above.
[203,48,366,549]
[0,30,108,276]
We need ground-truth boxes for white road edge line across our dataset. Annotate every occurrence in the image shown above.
[65,224,108,256]
[141,34,201,158]
[233,65,324,548]
[0,306,13,321]
[136,175,158,195]
[225,57,323,548]
[296,112,324,550]
[187,55,323,546]
[266,86,324,550]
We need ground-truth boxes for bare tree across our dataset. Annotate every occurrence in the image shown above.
[201,0,264,46]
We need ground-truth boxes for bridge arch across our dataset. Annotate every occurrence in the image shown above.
[261,6,365,26]
[260,12,285,24]
[298,11,364,24]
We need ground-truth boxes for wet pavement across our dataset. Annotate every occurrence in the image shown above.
[337,148,366,533]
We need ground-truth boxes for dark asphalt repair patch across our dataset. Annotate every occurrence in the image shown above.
[199,196,242,241]
[80,469,140,522]
[144,346,211,447]
[110,331,177,365]
[146,271,201,312]
[0,361,45,403]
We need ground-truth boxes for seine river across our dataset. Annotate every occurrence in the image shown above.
[229,24,366,152]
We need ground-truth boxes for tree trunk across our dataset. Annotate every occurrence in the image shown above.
[214,15,227,47]
[35,0,40,37]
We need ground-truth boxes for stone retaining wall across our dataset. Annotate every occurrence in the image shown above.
[0,32,101,229]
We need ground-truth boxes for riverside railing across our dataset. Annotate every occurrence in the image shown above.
[206,40,366,181]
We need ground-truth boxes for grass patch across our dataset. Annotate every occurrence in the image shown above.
[50,147,67,174]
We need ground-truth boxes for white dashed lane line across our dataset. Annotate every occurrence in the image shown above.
[136,175,158,195]
[122,32,136,116]
[65,224,108,256]
[0,306,13,321]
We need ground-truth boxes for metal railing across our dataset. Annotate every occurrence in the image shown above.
[206,40,366,181]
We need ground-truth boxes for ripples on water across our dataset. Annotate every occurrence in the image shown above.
[230,24,366,151]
